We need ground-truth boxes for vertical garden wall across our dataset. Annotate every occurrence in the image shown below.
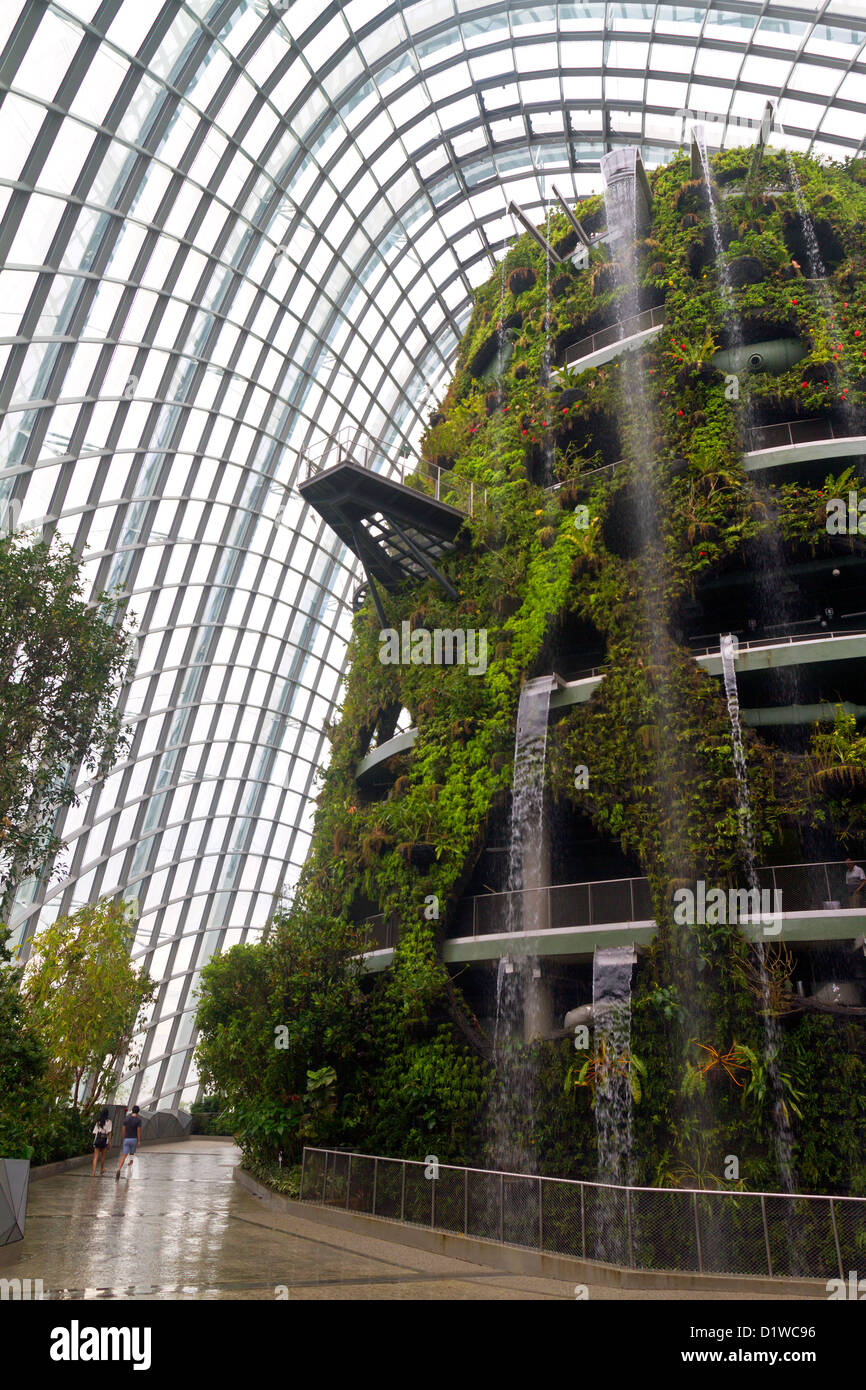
[196,150,866,1196]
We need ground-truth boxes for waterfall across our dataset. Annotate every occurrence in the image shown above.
[781,140,853,429]
[489,676,555,1170]
[542,197,554,485]
[719,634,760,886]
[720,634,796,1195]
[592,946,635,1187]
[693,128,738,337]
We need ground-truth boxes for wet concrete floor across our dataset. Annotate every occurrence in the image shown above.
[0,1139,816,1300]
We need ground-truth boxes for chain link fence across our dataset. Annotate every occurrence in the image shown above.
[300,1147,866,1281]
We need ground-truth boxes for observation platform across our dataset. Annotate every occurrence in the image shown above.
[355,630,866,783]
[743,417,866,473]
[298,430,480,620]
[361,863,866,971]
[556,304,666,375]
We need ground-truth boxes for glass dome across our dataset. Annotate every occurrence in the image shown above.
[1,0,863,1107]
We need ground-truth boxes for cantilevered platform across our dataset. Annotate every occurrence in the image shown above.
[355,631,866,781]
[742,418,866,474]
[362,906,866,972]
[556,304,666,375]
[299,458,466,609]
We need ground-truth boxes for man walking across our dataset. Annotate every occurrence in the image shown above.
[115,1105,142,1180]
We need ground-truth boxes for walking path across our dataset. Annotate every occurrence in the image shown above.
[0,1139,817,1300]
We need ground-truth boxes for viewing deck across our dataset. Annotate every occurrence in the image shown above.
[356,630,866,783]
[556,304,666,375]
[361,861,866,969]
[743,416,866,472]
[299,430,485,618]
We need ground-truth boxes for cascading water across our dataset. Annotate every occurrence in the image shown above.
[780,134,854,429]
[592,946,636,1188]
[490,676,556,1170]
[541,197,555,486]
[694,128,738,336]
[720,635,796,1195]
[719,635,760,888]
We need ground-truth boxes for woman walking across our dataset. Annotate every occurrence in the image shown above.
[91,1108,112,1176]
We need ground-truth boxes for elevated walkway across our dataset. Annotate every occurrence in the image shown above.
[361,863,866,968]
[298,429,485,621]
[743,417,866,473]
[556,304,665,375]
[356,630,866,782]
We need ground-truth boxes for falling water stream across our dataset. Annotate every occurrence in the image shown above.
[592,946,636,1187]
[720,635,796,1195]
[490,677,556,1170]
[694,130,738,335]
[780,133,854,429]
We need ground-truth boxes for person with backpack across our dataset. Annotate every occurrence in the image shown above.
[115,1105,142,1180]
[91,1107,112,1175]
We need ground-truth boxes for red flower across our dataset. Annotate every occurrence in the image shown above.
[856,330,862,338]
[802,381,808,388]
[792,298,798,305]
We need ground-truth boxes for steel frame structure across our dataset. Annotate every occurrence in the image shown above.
[0,0,863,1107]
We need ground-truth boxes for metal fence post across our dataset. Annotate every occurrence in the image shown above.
[400,1160,406,1223]
[321,1149,328,1204]
[538,1176,543,1250]
[500,1173,505,1244]
[431,1169,436,1228]
[464,1168,469,1235]
[626,1187,635,1267]
[372,1156,378,1216]
[580,1182,586,1259]
[346,1154,352,1211]
[829,1198,844,1281]
[300,1147,307,1201]
[760,1195,773,1276]
[693,1191,703,1273]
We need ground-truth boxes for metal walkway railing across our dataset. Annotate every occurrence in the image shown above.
[747,416,866,453]
[440,861,864,942]
[300,1146,866,1281]
[558,303,666,372]
[300,426,487,516]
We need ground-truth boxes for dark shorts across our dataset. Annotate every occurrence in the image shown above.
[122,1138,138,1156]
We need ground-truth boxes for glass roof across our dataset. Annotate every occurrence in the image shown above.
[2,0,863,1107]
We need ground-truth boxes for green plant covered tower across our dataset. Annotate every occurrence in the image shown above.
[197,147,866,1198]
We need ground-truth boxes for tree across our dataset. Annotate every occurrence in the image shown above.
[0,533,132,902]
[0,928,47,1158]
[195,912,370,1163]
[22,899,155,1109]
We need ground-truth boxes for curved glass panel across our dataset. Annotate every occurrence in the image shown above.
[1,0,862,1106]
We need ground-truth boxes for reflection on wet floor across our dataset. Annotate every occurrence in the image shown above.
[0,1139,818,1300]
[0,1140,576,1301]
